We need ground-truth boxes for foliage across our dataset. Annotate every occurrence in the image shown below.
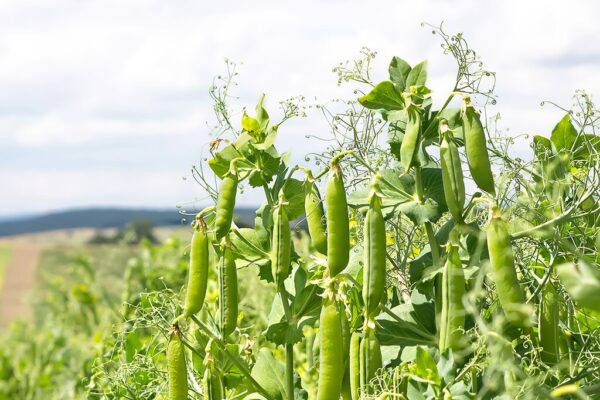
[2,23,600,400]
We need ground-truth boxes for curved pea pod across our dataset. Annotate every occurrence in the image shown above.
[462,99,495,194]
[271,197,291,286]
[183,217,210,318]
[304,173,327,254]
[349,331,361,400]
[400,105,421,173]
[219,241,238,337]
[214,164,239,240]
[203,365,224,400]
[316,297,344,400]
[326,160,350,276]
[167,331,188,400]
[363,187,386,318]
[438,243,466,353]
[359,326,382,394]
[440,125,465,223]
[486,207,529,327]
[539,281,560,365]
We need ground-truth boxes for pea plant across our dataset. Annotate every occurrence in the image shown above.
[120,25,600,399]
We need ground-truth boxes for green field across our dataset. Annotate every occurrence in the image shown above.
[0,245,13,292]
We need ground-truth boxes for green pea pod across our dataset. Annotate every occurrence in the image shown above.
[183,217,209,318]
[438,243,466,352]
[219,241,238,337]
[359,326,382,394]
[363,185,386,318]
[203,365,224,400]
[326,160,350,276]
[271,197,291,286]
[487,207,529,327]
[539,281,560,365]
[349,331,361,400]
[400,105,421,173]
[214,163,239,240]
[167,330,188,400]
[340,306,352,399]
[440,125,465,222]
[304,173,327,254]
[462,99,495,194]
[316,297,344,400]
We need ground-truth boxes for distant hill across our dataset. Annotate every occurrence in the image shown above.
[0,207,257,237]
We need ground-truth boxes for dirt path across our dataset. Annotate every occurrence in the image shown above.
[0,245,41,327]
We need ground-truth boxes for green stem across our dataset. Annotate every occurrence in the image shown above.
[278,285,295,400]
[414,166,442,330]
[188,316,274,400]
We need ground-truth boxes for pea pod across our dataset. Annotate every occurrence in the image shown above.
[340,307,352,400]
[400,104,421,173]
[271,194,291,286]
[363,181,386,317]
[183,216,209,318]
[439,123,465,222]
[487,206,528,327]
[219,240,238,337]
[539,281,560,365]
[167,330,188,400]
[326,160,350,276]
[462,98,495,194]
[438,242,465,352]
[359,326,382,394]
[203,365,224,400]
[304,172,327,254]
[316,296,344,400]
[349,331,361,400]
[214,161,239,240]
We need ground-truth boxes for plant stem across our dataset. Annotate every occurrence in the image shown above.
[414,166,442,330]
[278,285,295,400]
[189,316,274,400]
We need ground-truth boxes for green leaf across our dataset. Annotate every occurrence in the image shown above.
[550,113,577,152]
[250,348,286,400]
[247,148,281,187]
[230,228,270,269]
[358,81,405,110]
[242,111,261,133]
[265,321,303,345]
[292,284,322,319]
[533,135,552,161]
[348,168,446,224]
[557,261,600,311]
[208,134,253,178]
[414,346,441,385]
[255,94,270,130]
[376,304,437,347]
[282,178,305,220]
[405,61,428,88]
[388,56,411,91]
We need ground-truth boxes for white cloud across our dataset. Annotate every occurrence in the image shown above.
[1,0,600,214]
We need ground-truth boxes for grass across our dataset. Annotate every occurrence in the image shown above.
[0,245,13,292]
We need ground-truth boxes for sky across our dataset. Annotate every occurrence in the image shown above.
[1,0,600,217]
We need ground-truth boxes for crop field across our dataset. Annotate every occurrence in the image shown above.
[1,24,600,400]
